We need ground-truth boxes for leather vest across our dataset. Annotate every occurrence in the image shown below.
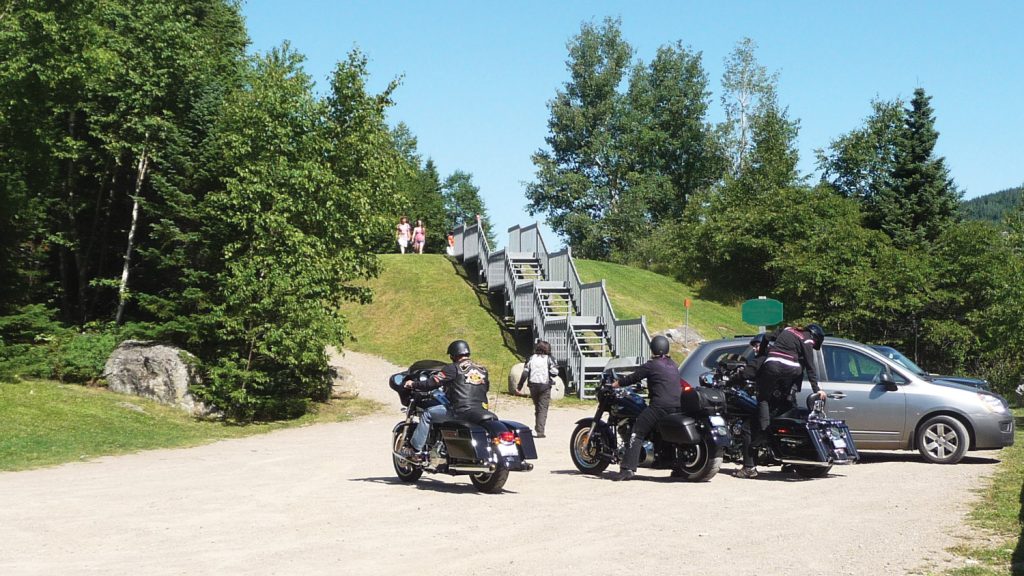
[446,359,490,414]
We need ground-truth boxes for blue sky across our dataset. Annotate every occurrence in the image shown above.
[243,1,1023,249]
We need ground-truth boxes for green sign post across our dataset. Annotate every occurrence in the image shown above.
[741,297,783,327]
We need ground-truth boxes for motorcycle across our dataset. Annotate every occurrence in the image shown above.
[389,360,537,493]
[568,368,731,482]
[702,359,859,478]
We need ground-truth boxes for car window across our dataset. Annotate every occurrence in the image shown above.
[702,345,750,369]
[823,345,887,383]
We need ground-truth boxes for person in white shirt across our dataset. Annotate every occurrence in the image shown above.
[516,340,559,438]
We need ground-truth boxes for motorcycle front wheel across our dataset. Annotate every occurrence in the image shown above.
[671,436,723,482]
[570,422,611,475]
[392,428,423,483]
[470,465,509,493]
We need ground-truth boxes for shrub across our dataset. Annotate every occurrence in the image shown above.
[0,305,121,384]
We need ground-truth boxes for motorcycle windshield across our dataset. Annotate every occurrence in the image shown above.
[407,359,448,372]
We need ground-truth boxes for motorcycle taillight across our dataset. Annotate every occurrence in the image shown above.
[496,431,516,444]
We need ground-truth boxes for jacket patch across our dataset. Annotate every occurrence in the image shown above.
[465,368,487,385]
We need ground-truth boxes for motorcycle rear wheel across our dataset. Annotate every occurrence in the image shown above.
[671,436,722,482]
[392,429,423,483]
[792,464,832,478]
[470,466,509,493]
[570,422,610,475]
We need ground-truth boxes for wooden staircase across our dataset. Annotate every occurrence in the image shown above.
[454,222,650,399]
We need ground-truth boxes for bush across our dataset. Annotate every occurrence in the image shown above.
[51,329,120,383]
[0,304,120,383]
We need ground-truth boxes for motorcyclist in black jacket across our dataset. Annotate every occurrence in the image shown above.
[404,340,494,453]
[737,324,827,479]
[610,335,681,482]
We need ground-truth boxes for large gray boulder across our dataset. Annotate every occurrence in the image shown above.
[104,340,211,417]
[508,362,565,400]
[330,365,361,399]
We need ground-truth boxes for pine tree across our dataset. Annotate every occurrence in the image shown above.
[875,88,961,248]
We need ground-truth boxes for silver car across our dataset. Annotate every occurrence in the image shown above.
[679,336,1015,464]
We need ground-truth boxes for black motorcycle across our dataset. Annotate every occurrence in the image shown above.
[568,369,731,482]
[390,360,537,493]
[702,360,859,478]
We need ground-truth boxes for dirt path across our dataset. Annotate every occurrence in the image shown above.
[0,350,995,575]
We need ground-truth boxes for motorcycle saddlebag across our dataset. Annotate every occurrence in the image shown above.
[435,420,492,461]
[770,414,831,463]
[680,386,726,416]
[500,420,538,460]
[657,413,701,445]
[807,418,859,464]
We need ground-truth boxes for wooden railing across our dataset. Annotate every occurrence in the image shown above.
[453,221,650,397]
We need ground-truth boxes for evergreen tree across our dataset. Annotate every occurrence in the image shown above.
[874,88,961,248]
[442,171,496,246]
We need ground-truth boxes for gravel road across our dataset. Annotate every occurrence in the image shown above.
[0,350,997,575]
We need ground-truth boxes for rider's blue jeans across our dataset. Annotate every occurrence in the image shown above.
[411,404,449,451]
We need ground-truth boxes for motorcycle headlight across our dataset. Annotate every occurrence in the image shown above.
[978,393,1008,414]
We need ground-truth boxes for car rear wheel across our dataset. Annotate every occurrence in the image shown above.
[916,415,969,464]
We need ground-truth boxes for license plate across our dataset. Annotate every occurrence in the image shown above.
[832,438,847,449]
[498,443,519,457]
[709,415,726,426]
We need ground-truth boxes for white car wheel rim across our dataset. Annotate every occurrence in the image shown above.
[924,423,959,459]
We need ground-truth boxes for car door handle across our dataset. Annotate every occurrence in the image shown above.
[828,392,846,400]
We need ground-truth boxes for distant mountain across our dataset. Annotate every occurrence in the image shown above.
[961,185,1024,223]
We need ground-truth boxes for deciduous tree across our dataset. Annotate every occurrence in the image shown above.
[526,17,633,258]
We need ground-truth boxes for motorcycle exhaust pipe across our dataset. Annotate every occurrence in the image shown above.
[448,463,497,473]
[780,458,831,467]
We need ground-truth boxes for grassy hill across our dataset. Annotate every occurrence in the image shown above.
[338,254,524,382]
[340,254,749,374]
[575,259,749,339]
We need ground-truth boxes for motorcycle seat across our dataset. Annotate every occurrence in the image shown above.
[432,411,497,426]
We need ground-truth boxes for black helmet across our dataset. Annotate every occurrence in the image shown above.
[446,340,471,359]
[749,333,769,355]
[650,335,670,356]
[806,323,825,350]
